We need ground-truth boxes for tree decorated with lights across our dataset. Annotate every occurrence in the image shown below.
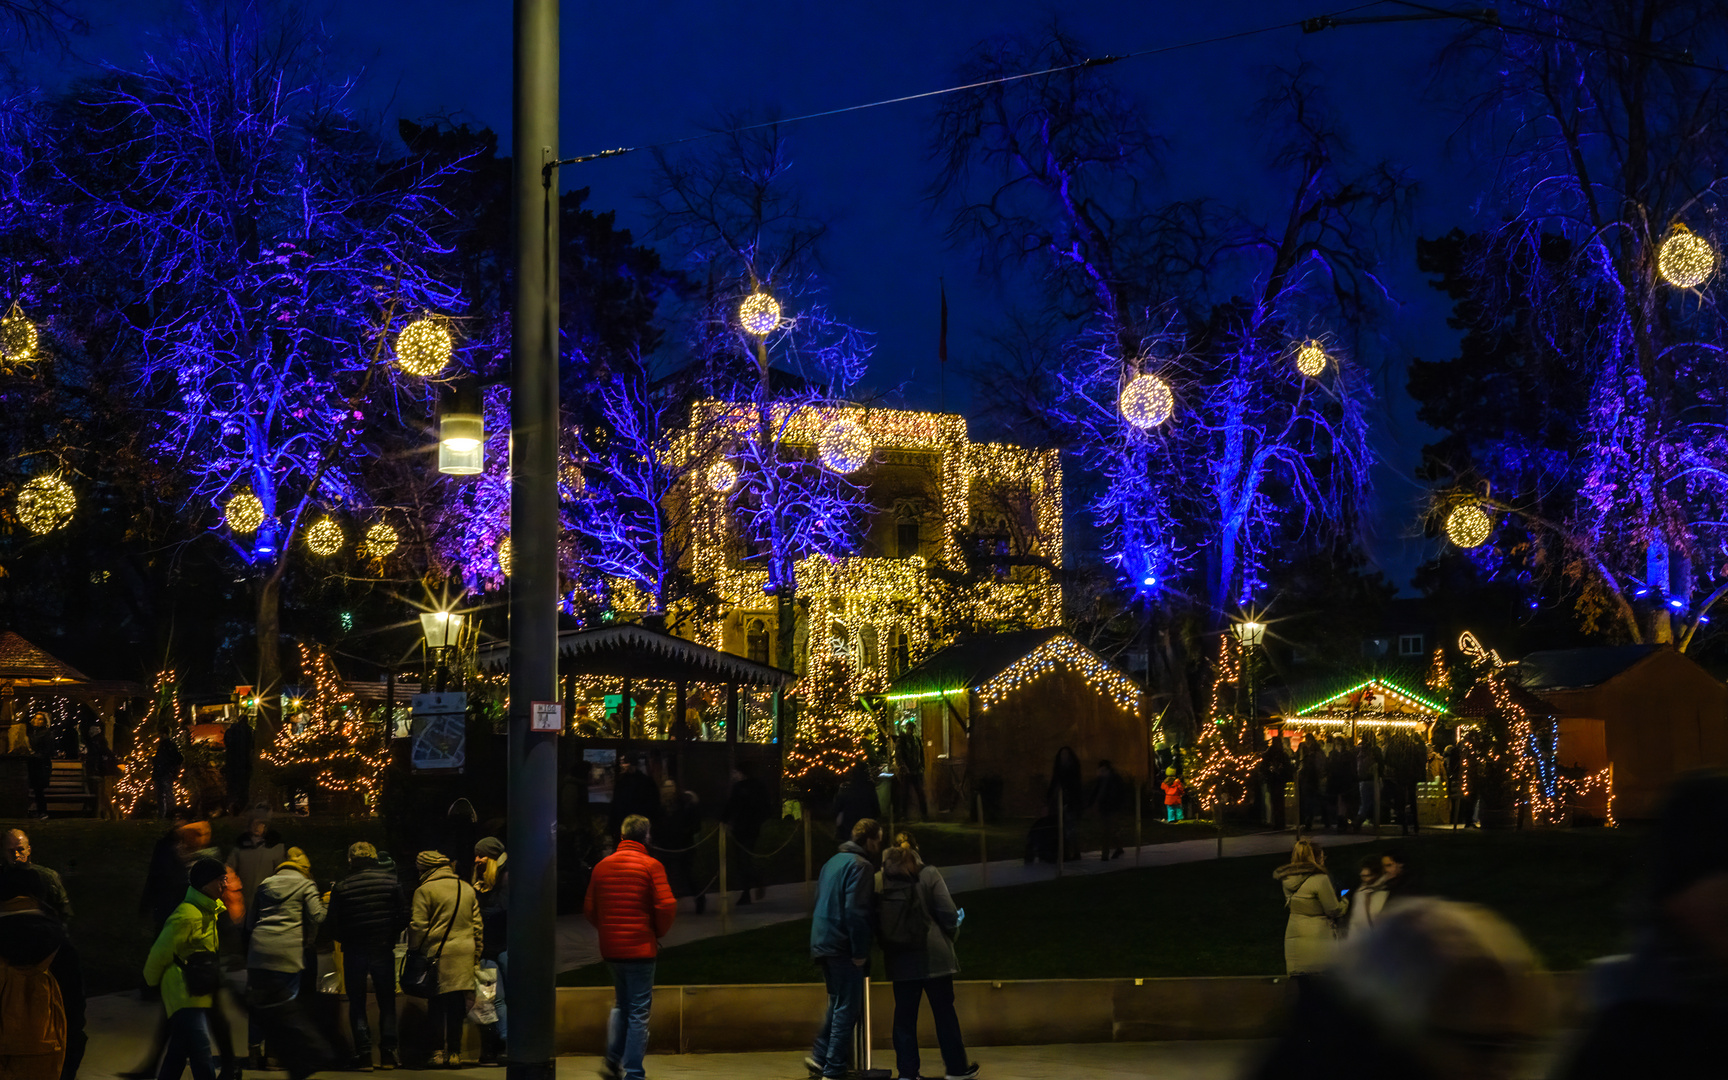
[1411,2,1728,649]
[933,41,1387,739]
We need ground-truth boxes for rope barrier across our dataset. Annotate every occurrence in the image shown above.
[647,826,720,855]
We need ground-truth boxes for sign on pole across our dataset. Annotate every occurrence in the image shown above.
[410,692,467,773]
[530,701,563,733]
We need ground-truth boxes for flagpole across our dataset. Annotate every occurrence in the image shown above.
[938,277,948,412]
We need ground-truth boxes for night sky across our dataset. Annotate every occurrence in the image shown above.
[51,0,1490,590]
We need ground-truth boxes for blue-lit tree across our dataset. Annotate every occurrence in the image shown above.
[44,4,468,733]
[1411,1,1728,650]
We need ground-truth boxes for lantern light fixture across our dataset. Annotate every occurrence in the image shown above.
[1658,225,1715,288]
[738,291,781,336]
[438,386,484,476]
[706,459,739,493]
[1295,340,1329,378]
[1445,503,1494,549]
[225,491,265,534]
[497,535,512,577]
[0,301,39,372]
[1119,373,1175,429]
[1232,620,1267,647]
[395,314,452,377]
[15,474,74,534]
[418,609,466,651]
[818,418,873,473]
[306,517,343,556]
[362,520,399,560]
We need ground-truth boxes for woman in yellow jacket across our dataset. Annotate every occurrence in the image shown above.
[144,859,228,1080]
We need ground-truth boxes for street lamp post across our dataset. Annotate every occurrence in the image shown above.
[418,611,466,693]
[508,3,559,1080]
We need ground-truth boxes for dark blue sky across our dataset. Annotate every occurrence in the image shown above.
[65,0,1491,590]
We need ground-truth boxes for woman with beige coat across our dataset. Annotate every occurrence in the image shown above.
[1273,837,1343,978]
[409,852,482,1067]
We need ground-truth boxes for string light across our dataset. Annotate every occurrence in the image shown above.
[706,460,739,493]
[738,292,781,335]
[1295,340,1328,378]
[1658,225,1715,288]
[15,474,74,534]
[973,635,1143,714]
[818,419,873,473]
[395,314,452,377]
[1445,504,1493,549]
[259,645,389,805]
[0,302,39,373]
[361,520,398,559]
[1119,373,1174,429]
[497,535,512,576]
[225,491,265,534]
[306,517,343,556]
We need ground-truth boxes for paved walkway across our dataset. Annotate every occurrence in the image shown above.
[555,828,1387,971]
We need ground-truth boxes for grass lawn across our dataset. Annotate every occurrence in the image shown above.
[6,814,389,995]
[558,828,1644,986]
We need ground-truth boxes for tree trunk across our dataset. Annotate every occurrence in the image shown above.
[775,591,796,673]
[256,571,283,745]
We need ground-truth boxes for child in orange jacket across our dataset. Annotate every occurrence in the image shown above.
[1160,768,1186,822]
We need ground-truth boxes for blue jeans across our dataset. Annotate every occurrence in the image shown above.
[159,1008,216,1080]
[342,948,398,1055]
[605,961,655,1080]
[892,976,968,1079]
[811,957,865,1079]
[1358,780,1378,825]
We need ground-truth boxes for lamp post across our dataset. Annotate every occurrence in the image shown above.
[508,3,560,1080]
[1232,620,1265,727]
[418,611,466,693]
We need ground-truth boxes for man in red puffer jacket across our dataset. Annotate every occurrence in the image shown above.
[585,814,676,1080]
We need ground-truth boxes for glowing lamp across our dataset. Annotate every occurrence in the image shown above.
[438,386,484,476]
[497,535,512,576]
[1295,340,1328,378]
[362,521,398,559]
[395,314,452,377]
[16,474,74,534]
[226,491,265,534]
[706,460,739,493]
[1233,620,1267,647]
[418,610,466,650]
[1658,226,1715,288]
[1445,504,1493,549]
[818,418,873,473]
[738,291,781,336]
[306,517,343,556]
[0,302,39,371]
[1119,374,1174,429]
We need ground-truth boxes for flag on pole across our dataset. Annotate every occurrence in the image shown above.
[939,279,948,365]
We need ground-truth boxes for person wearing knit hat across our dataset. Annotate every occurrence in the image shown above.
[408,849,482,1067]
[1160,769,1186,822]
[244,846,329,1076]
[1553,771,1728,1080]
[328,840,408,1071]
[143,853,228,1080]
[471,839,510,1065]
[415,851,450,876]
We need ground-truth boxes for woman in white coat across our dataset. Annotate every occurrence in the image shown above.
[1273,837,1344,977]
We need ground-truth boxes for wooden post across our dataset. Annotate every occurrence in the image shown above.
[1135,781,1143,865]
[718,825,731,934]
[977,793,987,886]
[1215,800,1224,859]
[1056,797,1064,878]
[803,805,814,909]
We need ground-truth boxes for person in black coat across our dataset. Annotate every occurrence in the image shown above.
[325,841,409,1069]
[725,764,775,906]
[831,764,880,842]
[1260,739,1295,830]
[222,720,254,816]
[656,781,705,914]
[607,760,661,839]
[1085,760,1129,859]
[1325,736,1359,834]
[138,809,192,931]
[1047,746,1082,860]
[150,730,184,820]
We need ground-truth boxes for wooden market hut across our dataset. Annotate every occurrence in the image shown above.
[0,630,146,815]
[881,628,1147,818]
[1268,676,1453,743]
[1516,645,1728,820]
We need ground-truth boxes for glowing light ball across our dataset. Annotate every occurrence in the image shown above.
[1295,340,1329,378]
[1119,374,1175,429]
[497,535,512,576]
[0,305,38,370]
[1658,227,1715,288]
[706,460,739,493]
[16,475,73,534]
[1445,504,1493,549]
[395,315,452,377]
[818,419,873,473]
[225,492,265,534]
[738,292,781,336]
[362,521,399,559]
[306,517,343,556]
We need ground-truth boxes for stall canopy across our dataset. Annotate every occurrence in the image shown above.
[0,631,91,685]
[1273,676,1452,735]
[476,623,793,686]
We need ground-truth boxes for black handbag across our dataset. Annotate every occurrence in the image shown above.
[401,879,464,999]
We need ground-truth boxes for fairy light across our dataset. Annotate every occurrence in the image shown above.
[395,314,452,377]
[225,491,265,534]
[818,419,873,473]
[259,645,389,805]
[306,517,343,556]
[0,302,39,372]
[497,535,512,576]
[15,474,74,534]
[116,670,191,815]
[1119,373,1175,429]
[1295,340,1328,378]
[973,636,1142,714]
[1658,225,1715,288]
[738,292,781,335]
[706,460,739,493]
[1445,504,1493,549]
[361,520,398,559]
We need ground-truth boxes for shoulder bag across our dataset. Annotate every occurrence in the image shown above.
[401,879,465,999]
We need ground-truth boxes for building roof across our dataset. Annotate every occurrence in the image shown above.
[885,628,1143,715]
[1276,675,1451,722]
[476,622,794,686]
[0,632,91,684]
[1516,645,1661,692]
[885,628,1065,697]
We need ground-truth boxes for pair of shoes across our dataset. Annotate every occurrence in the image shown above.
[1111,847,1124,859]
[736,892,752,906]
[803,1055,823,1078]
[601,1059,624,1080]
[350,1058,374,1073]
[249,1047,267,1072]
[946,1064,981,1080]
[694,894,706,914]
[377,1050,397,1071]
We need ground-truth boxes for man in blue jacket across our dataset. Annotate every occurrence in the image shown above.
[805,818,882,1080]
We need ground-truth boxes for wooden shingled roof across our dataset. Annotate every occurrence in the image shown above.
[0,631,91,684]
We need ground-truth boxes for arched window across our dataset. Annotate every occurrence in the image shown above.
[746,618,769,665]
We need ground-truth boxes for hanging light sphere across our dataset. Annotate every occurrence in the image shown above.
[497,535,512,577]
[305,517,343,556]
[1445,504,1494,549]
[225,491,265,534]
[818,419,873,473]
[0,305,39,370]
[706,459,739,493]
[1295,340,1329,378]
[1658,226,1715,288]
[1119,373,1175,429]
[394,315,452,377]
[362,521,399,560]
[15,475,74,535]
[738,291,781,336]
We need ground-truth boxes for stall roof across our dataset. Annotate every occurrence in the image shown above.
[476,623,794,686]
[1517,645,1660,692]
[884,628,1066,698]
[0,631,91,684]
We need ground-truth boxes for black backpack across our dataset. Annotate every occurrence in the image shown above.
[176,908,221,996]
[877,874,930,950]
